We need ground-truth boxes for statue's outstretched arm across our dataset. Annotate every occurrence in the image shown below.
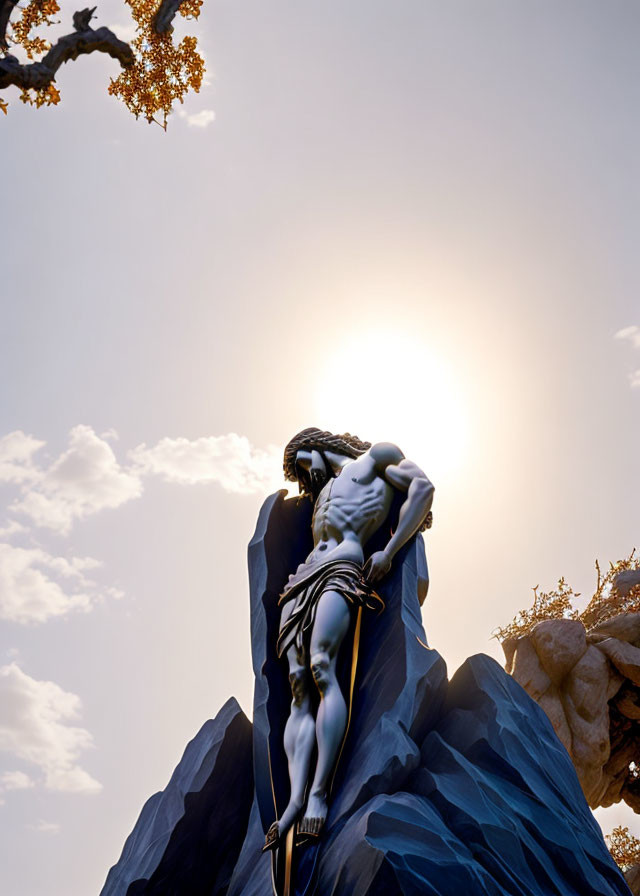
[364,443,434,583]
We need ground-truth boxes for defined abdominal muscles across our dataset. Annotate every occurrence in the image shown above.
[306,538,364,567]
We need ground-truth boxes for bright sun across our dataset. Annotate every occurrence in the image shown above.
[312,330,468,482]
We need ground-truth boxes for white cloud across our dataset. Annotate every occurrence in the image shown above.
[2,427,283,537]
[0,663,101,794]
[0,521,27,538]
[105,585,125,601]
[186,109,215,128]
[11,425,142,534]
[0,543,105,624]
[0,432,45,485]
[1,770,34,791]
[108,21,137,44]
[630,369,640,389]
[28,819,60,834]
[131,434,282,494]
[176,106,215,128]
[615,325,640,348]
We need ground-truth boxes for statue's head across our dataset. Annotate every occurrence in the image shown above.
[283,427,371,499]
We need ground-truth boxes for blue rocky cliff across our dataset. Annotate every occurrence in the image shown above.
[101,698,253,896]
[102,492,631,896]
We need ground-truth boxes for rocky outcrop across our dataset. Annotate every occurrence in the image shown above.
[505,572,640,813]
[102,495,632,895]
[626,864,640,895]
[228,493,629,896]
[101,698,253,896]
[306,653,629,896]
[102,653,631,896]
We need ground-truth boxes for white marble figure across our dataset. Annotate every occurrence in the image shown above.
[263,429,434,852]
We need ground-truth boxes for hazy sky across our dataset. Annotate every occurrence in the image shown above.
[1,2,639,894]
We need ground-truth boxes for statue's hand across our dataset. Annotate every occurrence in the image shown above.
[364,550,392,584]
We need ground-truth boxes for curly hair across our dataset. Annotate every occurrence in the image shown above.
[283,427,371,495]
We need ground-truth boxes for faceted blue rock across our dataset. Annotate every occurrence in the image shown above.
[103,492,631,896]
[101,698,253,896]
[245,490,314,844]
[314,654,630,895]
[229,492,629,896]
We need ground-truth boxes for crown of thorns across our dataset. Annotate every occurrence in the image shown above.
[283,428,371,484]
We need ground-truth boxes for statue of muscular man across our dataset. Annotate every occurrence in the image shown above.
[263,428,434,852]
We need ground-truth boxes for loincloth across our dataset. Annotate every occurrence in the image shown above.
[276,558,384,658]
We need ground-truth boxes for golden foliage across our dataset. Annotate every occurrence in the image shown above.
[108,0,204,128]
[178,0,203,20]
[495,550,640,642]
[10,0,60,59]
[19,83,61,107]
[494,577,579,642]
[606,826,640,872]
[3,0,61,112]
[581,550,640,629]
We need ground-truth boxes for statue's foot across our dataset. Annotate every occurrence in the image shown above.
[262,821,281,853]
[298,793,327,839]
[262,797,306,853]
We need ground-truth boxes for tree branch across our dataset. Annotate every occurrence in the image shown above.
[0,25,133,91]
[0,0,19,50]
[153,0,184,35]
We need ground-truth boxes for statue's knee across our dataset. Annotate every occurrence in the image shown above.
[289,668,307,705]
[310,652,331,692]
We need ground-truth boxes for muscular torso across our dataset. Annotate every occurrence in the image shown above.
[303,453,394,569]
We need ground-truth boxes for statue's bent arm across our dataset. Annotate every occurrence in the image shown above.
[365,443,434,582]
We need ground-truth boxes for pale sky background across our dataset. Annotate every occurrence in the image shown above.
[1,2,640,894]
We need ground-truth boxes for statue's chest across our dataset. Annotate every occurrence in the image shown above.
[316,472,391,522]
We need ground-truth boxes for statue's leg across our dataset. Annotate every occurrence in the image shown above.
[264,605,316,850]
[301,589,351,834]
[278,645,316,833]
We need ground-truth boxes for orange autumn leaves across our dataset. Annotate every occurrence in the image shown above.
[10,0,60,59]
[606,826,640,872]
[5,0,62,108]
[108,0,205,128]
[19,83,61,107]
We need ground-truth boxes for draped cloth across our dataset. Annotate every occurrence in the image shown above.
[276,558,384,658]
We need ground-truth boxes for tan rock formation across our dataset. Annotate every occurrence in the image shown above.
[530,618,587,685]
[504,571,640,813]
[626,864,640,896]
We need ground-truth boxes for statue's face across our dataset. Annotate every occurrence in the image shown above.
[295,448,331,499]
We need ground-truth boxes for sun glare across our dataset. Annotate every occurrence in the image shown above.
[312,330,468,481]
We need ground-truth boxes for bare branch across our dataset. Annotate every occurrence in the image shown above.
[0,24,133,91]
[152,0,183,35]
[0,0,19,50]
